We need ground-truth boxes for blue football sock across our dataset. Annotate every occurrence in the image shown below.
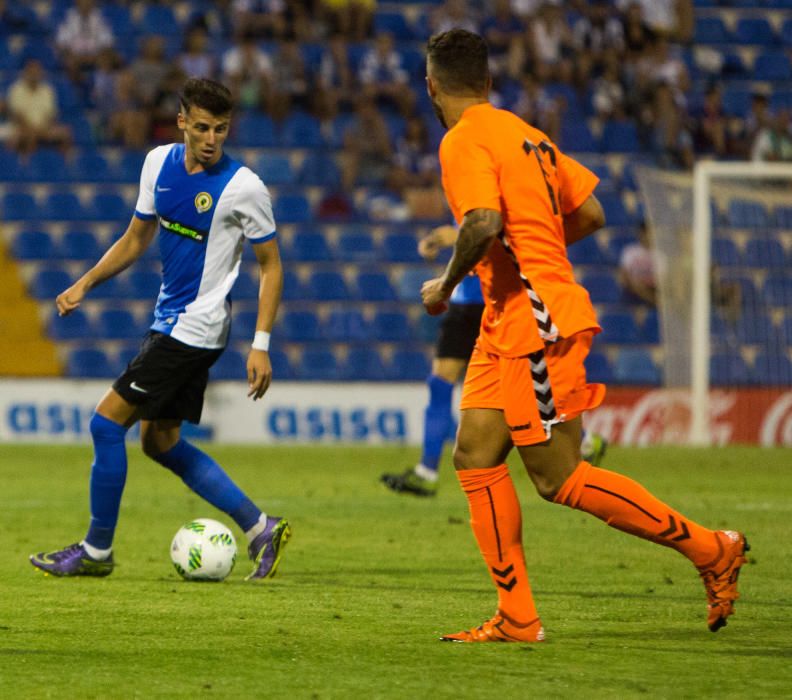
[154,439,261,532]
[420,375,456,472]
[85,413,129,550]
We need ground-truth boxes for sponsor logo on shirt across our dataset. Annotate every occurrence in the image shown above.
[160,217,207,242]
[194,192,213,213]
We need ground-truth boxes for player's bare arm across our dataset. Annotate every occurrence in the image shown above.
[563,194,605,246]
[418,224,458,261]
[247,236,283,400]
[55,216,158,316]
[421,208,502,312]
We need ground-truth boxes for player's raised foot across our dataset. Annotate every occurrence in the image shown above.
[582,432,608,466]
[246,516,291,581]
[441,611,545,643]
[381,468,438,497]
[698,530,750,632]
[30,543,114,577]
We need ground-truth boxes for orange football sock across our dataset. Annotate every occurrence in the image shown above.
[554,461,721,567]
[457,464,539,623]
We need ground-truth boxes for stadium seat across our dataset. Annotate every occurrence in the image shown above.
[782,18,792,46]
[387,349,430,381]
[12,230,55,260]
[712,237,741,266]
[597,190,633,226]
[728,199,769,228]
[3,192,39,220]
[416,313,442,343]
[753,52,791,81]
[307,271,351,300]
[280,111,325,148]
[774,205,792,228]
[373,11,414,39]
[67,347,116,378]
[29,267,72,299]
[273,194,312,223]
[209,348,246,380]
[289,230,332,262]
[341,347,388,380]
[371,311,412,342]
[269,348,295,379]
[297,151,342,187]
[566,235,609,265]
[599,311,642,344]
[607,231,638,261]
[128,269,162,299]
[59,230,102,261]
[559,122,597,152]
[101,4,134,37]
[281,269,308,301]
[382,231,422,262]
[255,154,295,186]
[48,308,94,340]
[763,274,792,306]
[743,238,786,268]
[582,272,623,303]
[25,148,68,182]
[584,350,613,384]
[600,120,641,153]
[355,271,398,301]
[396,266,434,302]
[297,348,341,380]
[641,308,660,343]
[752,352,792,386]
[694,17,730,43]
[116,150,146,183]
[735,313,777,345]
[613,348,661,385]
[233,113,277,147]
[324,309,371,342]
[721,89,751,118]
[43,192,87,221]
[137,3,180,35]
[232,270,259,301]
[91,192,128,221]
[336,230,378,262]
[710,353,751,386]
[734,18,777,46]
[230,310,258,341]
[97,309,144,340]
[89,276,128,300]
[280,310,322,342]
[0,148,20,181]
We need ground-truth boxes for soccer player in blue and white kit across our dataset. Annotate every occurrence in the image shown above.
[30,78,291,580]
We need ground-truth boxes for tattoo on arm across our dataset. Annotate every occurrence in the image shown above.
[441,208,502,292]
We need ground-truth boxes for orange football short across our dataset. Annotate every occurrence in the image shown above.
[459,330,606,446]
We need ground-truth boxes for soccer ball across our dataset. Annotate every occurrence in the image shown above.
[170,518,237,582]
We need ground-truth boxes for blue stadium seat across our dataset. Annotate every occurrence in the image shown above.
[396,266,434,302]
[721,89,751,117]
[280,310,322,342]
[735,18,777,45]
[336,230,377,262]
[774,205,792,228]
[728,199,769,228]
[289,230,332,262]
[641,308,660,343]
[613,348,661,385]
[97,309,144,340]
[281,269,308,301]
[29,267,72,299]
[373,11,415,39]
[269,348,295,379]
[255,154,295,185]
[566,235,609,265]
[67,348,116,378]
[712,237,741,266]
[298,151,342,187]
[12,230,55,260]
[89,276,128,300]
[0,149,21,181]
[91,192,128,221]
[607,231,638,261]
[718,272,760,309]
[582,272,622,303]
[137,3,180,35]
[371,311,412,341]
[735,313,777,345]
[752,352,792,385]
[382,231,422,262]
[695,17,730,43]
[307,271,350,300]
[19,36,58,69]
[273,194,312,223]
[387,349,430,381]
[753,52,791,81]
[209,349,246,380]
[230,310,258,341]
[3,192,39,220]
[597,190,633,226]
[763,274,792,306]
[324,309,371,342]
[128,269,161,299]
[416,313,442,343]
[743,238,786,268]
[297,348,341,380]
[232,270,259,301]
[559,122,597,152]
[25,149,68,182]
[59,230,102,261]
[584,350,613,384]
[116,151,146,183]
[782,18,792,46]
[356,271,398,301]
[710,353,751,386]
[599,311,642,344]
[600,121,641,153]
[101,4,134,37]
[48,309,94,340]
[233,113,277,147]
[342,347,388,380]
[43,192,87,221]
[280,111,325,148]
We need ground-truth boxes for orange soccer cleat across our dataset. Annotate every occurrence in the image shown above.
[698,530,750,632]
[440,611,545,643]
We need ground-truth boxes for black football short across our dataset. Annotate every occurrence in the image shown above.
[436,302,485,360]
[113,331,223,424]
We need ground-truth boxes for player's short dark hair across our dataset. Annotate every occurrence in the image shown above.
[426,29,489,95]
[179,77,233,116]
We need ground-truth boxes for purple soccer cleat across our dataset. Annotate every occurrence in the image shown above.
[30,543,114,577]
[246,516,291,581]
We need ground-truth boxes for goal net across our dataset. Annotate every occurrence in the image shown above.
[637,162,792,445]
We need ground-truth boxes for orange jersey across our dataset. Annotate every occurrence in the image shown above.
[439,102,601,357]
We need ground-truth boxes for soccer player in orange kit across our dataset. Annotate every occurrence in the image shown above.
[420,29,748,643]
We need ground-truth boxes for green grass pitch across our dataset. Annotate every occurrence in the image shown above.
[1,443,790,698]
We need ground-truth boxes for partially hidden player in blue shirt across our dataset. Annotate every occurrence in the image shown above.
[381,225,608,496]
[30,78,291,580]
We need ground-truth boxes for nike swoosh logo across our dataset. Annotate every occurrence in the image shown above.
[130,381,148,393]
[157,186,171,192]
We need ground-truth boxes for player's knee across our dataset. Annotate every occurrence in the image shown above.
[532,475,562,501]
[452,441,477,471]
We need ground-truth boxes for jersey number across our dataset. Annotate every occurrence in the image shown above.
[523,139,559,216]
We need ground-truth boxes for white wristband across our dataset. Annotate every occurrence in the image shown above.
[252,331,271,351]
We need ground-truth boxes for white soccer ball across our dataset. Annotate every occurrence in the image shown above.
[170,518,237,582]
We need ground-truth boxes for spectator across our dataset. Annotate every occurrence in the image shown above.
[635,35,689,108]
[525,2,574,83]
[130,35,170,109]
[752,110,792,162]
[480,0,524,75]
[6,59,72,156]
[312,32,355,126]
[269,37,310,121]
[231,0,288,40]
[591,50,626,127]
[221,31,274,112]
[0,0,42,35]
[92,49,148,148]
[694,84,728,157]
[431,0,479,35]
[321,0,375,42]
[364,167,411,222]
[358,32,414,116]
[618,222,658,306]
[391,116,440,188]
[513,73,561,141]
[738,90,771,158]
[647,82,694,169]
[55,0,115,88]
[618,0,693,42]
[149,67,188,143]
[572,0,624,83]
[341,97,392,189]
[179,25,216,80]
